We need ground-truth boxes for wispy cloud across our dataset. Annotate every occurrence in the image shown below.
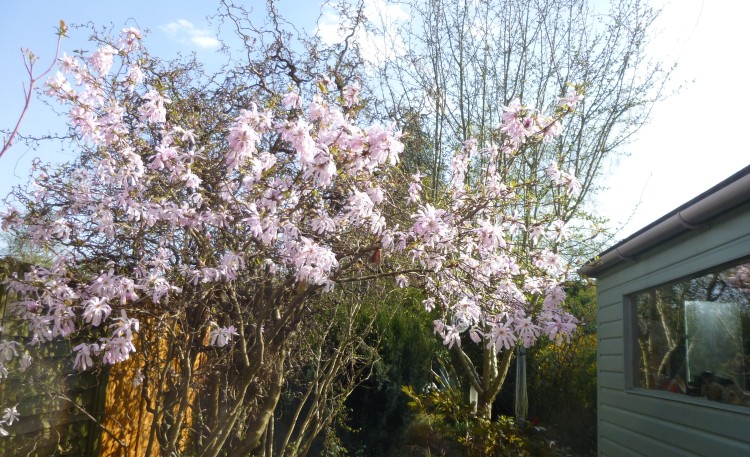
[317,0,410,65]
[161,19,220,50]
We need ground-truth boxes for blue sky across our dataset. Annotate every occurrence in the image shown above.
[0,0,320,200]
[1,0,747,243]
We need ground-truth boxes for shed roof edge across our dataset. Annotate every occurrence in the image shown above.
[579,164,750,277]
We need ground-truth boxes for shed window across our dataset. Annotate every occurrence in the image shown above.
[632,261,750,407]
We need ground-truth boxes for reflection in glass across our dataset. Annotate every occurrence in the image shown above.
[633,262,750,407]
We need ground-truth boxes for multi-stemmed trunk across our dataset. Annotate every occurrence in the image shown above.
[454,343,514,419]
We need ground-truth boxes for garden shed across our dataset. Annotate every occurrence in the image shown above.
[580,165,750,456]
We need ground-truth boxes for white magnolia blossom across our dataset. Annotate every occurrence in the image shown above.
[210,325,239,348]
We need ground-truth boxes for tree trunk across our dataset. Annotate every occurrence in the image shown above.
[454,343,514,420]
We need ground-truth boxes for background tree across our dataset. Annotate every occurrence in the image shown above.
[364,0,669,255]
[0,229,54,267]
[337,288,443,455]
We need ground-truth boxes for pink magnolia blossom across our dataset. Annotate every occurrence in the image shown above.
[543,286,567,310]
[487,319,517,352]
[45,71,73,97]
[73,343,97,371]
[119,28,142,52]
[210,325,239,348]
[132,368,144,388]
[110,310,139,339]
[515,317,542,348]
[82,297,112,327]
[227,115,261,169]
[1,406,19,427]
[282,91,302,110]
[342,83,360,107]
[88,45,116,75]
[476,220,506,252]
[311,211,336,234]
[411,204,450,246]
[559,89,583,110]
[407,171,423,204]
[441,324,461,349]
[181,170,203,189]
[126,64,144,92]
[138,90,171,124]
[0,342,19,362]
[101,336,136,364]
[500,99,531,146]
[544,315,578,345]
[18,354,32,373]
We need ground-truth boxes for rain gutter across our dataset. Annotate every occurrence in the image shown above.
[579,165,750,278]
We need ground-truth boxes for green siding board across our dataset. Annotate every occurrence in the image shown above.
[599,372,624,390]
[598,303,623,325]
[600,437,644,457]
[597,293,621,308]
[597,289,622,308]
[601,404,750,456]
[598,321,623,340]
[600,420,695,457]
[599,388,750,443]
[598,337,623,356]
[598,354,623,373]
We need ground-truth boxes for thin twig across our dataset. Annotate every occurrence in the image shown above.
[1,21,67,160]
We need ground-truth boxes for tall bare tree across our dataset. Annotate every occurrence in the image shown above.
[354,0,671,417]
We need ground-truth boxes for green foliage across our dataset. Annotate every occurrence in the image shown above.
[0,231,54,267]
[527,280,598,456]
[461,416,563,457]
[402,374,568,457]
[339,287,443,456]
[339,281,599,456]
[322,427,350,457]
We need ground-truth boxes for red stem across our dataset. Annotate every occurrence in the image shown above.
[0,26,65,160]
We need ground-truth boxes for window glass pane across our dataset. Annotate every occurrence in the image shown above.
[633,262,750,407]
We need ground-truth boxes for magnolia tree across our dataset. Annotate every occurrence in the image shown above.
[335,0,668,419]
[0,23,580,454]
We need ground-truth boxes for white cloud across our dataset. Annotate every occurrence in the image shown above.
[316,0,410,66]
[161,19,220,50]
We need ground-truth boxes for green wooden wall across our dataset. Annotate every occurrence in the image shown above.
[595,204,750,456]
